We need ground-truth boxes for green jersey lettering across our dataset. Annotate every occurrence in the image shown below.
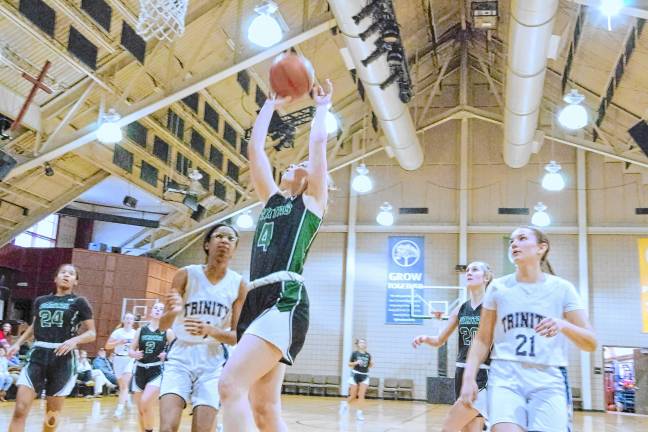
[39,310,64,328]
[144,340,156,354]
[256,222,274,252]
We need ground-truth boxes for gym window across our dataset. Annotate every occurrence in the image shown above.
[14,214,59,248]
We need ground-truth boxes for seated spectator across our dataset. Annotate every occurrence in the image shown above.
[0,324,8,351]
[10,322,30,357]
[0,346,13,401]
[1,323,12,344]
[92,347,118,386]
[77,350,115,398]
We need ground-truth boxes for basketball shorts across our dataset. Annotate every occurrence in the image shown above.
[17,346,76,397]
[237,280,309,366]
[159,340,226,410]
[113,355,134,378]
[348,371,369,386]
[487,360,573,431]
[131,363,162,392]
[455,365,489,419]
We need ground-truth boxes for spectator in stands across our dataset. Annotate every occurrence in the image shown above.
[77,350,114,398]
[0,346,12,401]
[0,323,8,351]
[2,323,12,343]
[92,347,117,386]
[13,322,30,357]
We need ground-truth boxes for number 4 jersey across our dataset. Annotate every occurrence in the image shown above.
[250,193,322,281]
[483,273,583,367]
[33,294,93,343]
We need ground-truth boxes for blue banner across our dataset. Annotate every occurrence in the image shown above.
[386,236,425,325]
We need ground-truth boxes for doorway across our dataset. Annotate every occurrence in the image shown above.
[604,346,648,415]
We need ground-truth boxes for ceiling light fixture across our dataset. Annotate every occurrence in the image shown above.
[248,1,282,47]
[96,109,123,144]
[558,89,588,130]
[351,163,373,194]
[236,211,254,229]
[541,161,566,192]
[531,202,551,227]
[376,202,394,226]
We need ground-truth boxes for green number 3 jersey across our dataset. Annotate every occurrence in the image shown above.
[250,193,322,281]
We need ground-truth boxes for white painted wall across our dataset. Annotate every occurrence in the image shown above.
[91,221,146,251]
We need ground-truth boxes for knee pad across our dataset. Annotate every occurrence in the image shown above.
[45,410,60,428]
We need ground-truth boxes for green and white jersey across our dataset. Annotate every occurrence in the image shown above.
[250,193,322,281]
[32,294,93,344]
[138,325,167,364]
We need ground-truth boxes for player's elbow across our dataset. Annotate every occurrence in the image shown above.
[583,336,598,352]
[222,331,237,346]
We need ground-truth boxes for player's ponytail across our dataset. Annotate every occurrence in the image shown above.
[526,226,555,275]
[469,261,494,288]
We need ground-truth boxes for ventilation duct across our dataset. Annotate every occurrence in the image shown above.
[328,0,423,170]
[503,0,559,168]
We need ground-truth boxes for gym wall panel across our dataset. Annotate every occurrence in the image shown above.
[589,235,648,410]
[325,168,349,225]
[353,232,458,400]
[70,249,178,354]
[588,155,648,226]
[288,233,344,376]
[56,215,77,248]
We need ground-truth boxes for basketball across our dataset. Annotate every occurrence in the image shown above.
[269,52,315,100]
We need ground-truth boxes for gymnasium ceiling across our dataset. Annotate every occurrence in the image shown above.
[0,0,646,258]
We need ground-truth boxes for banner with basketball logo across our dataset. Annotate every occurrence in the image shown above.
[385,236,425,325]
[638,239,648,333]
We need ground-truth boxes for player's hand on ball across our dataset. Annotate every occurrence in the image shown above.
[55,337,78,356]
[166,292,183,315]
[313,79,333,106]
[534,317,563,337]
[184,318,209,338]
[412,335,430,348]
[265,92,292,110]
[459,378,478,407]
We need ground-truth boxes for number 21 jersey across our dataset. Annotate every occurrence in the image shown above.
[483,273,583,367]
[33,294,93,343]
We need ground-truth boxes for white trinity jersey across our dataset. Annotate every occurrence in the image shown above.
[483,273,583,367]
[172,265,241,344]
[110,328,136,356]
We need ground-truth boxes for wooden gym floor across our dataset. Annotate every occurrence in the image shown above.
[0,395,646,431]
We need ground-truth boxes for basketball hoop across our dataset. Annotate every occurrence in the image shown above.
[432,311,444,320]
[136,0,188,42]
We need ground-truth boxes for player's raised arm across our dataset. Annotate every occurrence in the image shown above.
[249,95,290,202]
[306,80,333,214]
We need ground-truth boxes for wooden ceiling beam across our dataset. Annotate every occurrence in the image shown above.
[6,19,337,181]
[0,170,109,247]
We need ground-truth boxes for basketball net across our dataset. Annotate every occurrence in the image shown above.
[136,0,188,42]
